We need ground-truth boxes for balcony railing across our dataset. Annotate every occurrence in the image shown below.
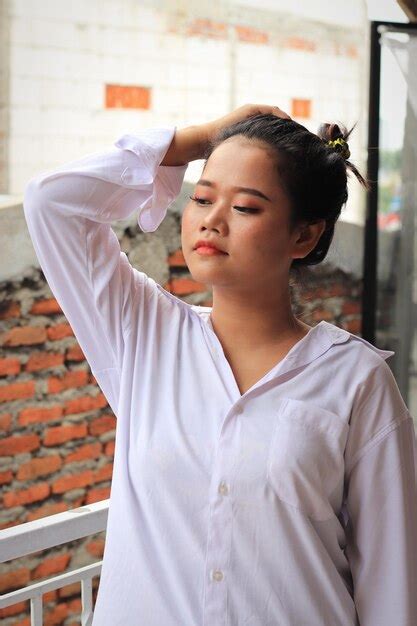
[0,499,109,625]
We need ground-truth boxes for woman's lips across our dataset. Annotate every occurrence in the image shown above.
[195,246,227,256]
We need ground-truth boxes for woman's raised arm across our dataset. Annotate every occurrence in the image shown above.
[23,127,188,415]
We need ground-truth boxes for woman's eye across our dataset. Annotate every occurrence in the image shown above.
[189,195,210,206]
[188,195,258,213]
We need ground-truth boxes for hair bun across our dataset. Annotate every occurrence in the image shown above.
[327,137,351,160]
[317,121,345,142]
[317,121,351,160]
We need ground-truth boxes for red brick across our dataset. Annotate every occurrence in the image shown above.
[0,380,35,402]
[47,323,74,341]
[89,414,116,436]
[3,482,50,508]
[70,497,84,509]
[65,442,102,463]
[14,616,31,625]
[291,98,311,119]
[86,538,105,558]
[342,300,361,315]
[94,463,113,484]
[106,84,151,109]
[30,298,62,315]
[25,352,64,372]
[104,440,115,456]
[168,249,187,267]
[0,600,28,618]
[166,277,206,295]
[52,470,94,494]
[85,486,111,503]
[0,568,30,593]
[0,300,21,320]
[342,318,361,334]
[0,357,21,376]
[67,597,82,613]
[284,36,317,52]
[235,25,268,44]
[43,589,58,603]
[0,469,13,485]
[186,18,227,39]
[43,602,70,625]
[18,405,63,427]
[47,370,89,394]
[43,423,88,446]
[27,501,68,522]
[64,393,108,416]
[1,325,46,346]
[0,412,12,432]
[32,553,71,580]
[65,344,85,362]
[17,455,62,480]
[59,582,81,598]
[0,433,40,456]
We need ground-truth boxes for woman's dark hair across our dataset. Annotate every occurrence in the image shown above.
[201,113,370,274]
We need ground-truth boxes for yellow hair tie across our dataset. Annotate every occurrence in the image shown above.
[326,137,350,160]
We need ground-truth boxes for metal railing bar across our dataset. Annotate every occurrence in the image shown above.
[0,561,102,608]
[0,500,109,563]
[30,594,43,626]
[81,577,94,626]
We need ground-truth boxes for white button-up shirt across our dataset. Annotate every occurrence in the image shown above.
[23,126,417,626]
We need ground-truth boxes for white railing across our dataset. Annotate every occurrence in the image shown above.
[0,499,109,626]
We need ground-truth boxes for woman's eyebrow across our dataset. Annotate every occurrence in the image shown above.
[196,179,272,202]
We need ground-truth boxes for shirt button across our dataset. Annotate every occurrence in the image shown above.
[212,569,224,582]
[218,481,229,496]
[235,405,243,415]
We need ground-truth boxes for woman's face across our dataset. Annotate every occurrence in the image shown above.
[181,136,311,293]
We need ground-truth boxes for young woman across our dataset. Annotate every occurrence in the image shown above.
[23,104,417,625]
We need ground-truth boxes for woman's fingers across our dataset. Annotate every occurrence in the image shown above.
[204,103,292,143]
[271,105,292,120]
[247,104,291,120]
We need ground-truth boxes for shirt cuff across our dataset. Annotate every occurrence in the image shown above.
[114,127,188,232]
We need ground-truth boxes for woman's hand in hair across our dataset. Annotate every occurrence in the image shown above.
[160,104,291,167]
[203,103,292,144]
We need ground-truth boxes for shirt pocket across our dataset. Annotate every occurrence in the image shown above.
[266,398,349,521]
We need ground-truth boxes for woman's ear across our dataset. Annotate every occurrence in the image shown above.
[291,219,327,259]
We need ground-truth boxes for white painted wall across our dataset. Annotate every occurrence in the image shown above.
[2,0,369,225]
[233,0,408,27]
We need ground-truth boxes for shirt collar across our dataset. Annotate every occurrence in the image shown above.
[240,319,394,388]
[159,288,394,384]
[201,315,350,380]
[264,320,351,380]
